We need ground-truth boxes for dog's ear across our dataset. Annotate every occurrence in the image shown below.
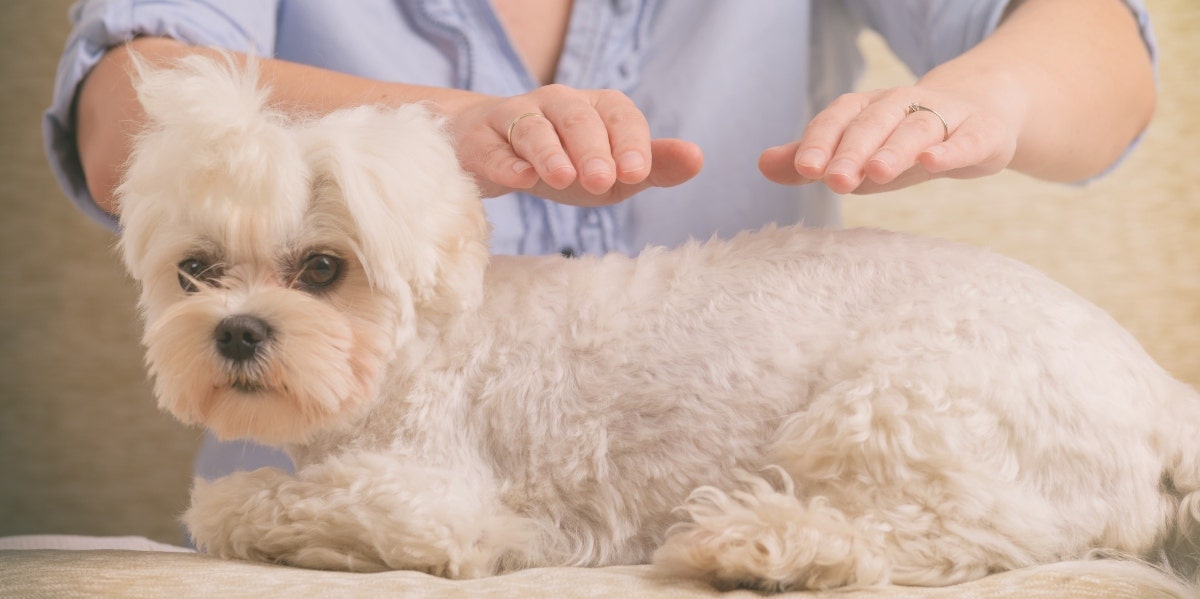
[304,104,490,314]
[127,49,269,141]
[118,51,309,279]
[122,49,305,213]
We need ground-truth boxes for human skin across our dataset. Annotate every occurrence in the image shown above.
[75,0,1154,215]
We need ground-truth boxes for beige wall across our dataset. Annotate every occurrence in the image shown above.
[848,0,1200,390]
[0,1,200,544]
[1,1,1195,545]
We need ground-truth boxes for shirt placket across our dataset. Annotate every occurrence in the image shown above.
[546,0,648,257]
[414,0,647,257]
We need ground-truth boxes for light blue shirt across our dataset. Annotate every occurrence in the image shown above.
[44,0,1156,480]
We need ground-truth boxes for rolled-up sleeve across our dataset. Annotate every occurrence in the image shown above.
[849,0,1156,77]
[43,0,281,230]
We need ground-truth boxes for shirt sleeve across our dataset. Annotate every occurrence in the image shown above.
[847,0,1157,182]
[42,0,281,231]
[847,0,1156,77]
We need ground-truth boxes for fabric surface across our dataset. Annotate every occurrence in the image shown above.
[0,550,1188,599]
[0,535,193,553]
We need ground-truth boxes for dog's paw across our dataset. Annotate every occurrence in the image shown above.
[183,455,535,578]
[652,474,891,591]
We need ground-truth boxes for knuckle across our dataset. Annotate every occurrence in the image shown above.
[533,145,566,166]
[953,125,984,147]
[603,107,646,131]
[497,95,534,114]
[907,115,942,138]
[508,124,534,146]
[831,92,868,111]
[850,110,892,133]
[594,88,632,106]
[881,87,915,104]
[480,143,515,170]
[805,112,845,135]
[555,109,598,134]
[537,83,575,101]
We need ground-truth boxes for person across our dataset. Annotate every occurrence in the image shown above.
[45,1,1156,483]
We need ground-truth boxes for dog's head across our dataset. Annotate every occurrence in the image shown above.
[116,53,489,446]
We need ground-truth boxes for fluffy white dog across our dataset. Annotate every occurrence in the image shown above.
[116,54,1200,591]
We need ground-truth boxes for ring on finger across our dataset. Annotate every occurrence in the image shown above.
[905,103,949,142]
[506,112,546,146]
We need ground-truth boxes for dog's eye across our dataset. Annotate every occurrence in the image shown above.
[178,258,218,293]
[297,254,342,289]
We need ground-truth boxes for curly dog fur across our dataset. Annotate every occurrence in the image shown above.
[116,54,1200,592]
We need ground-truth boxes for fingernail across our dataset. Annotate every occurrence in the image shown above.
[547,154,574,174]
[923,145,947,158]
[869,149,897,170]
[583,158,613,177]
[618,151,646,173]
[796,149,825,169]
[512,160,533,174]
[827,158,857,178]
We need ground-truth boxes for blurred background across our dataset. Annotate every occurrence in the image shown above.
[1,1,1196,545]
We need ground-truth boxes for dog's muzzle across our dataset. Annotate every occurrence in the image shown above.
[214,315,273,363]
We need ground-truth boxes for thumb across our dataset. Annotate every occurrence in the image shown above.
[644,138,704,188]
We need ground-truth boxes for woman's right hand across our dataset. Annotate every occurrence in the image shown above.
[447,84,703,207]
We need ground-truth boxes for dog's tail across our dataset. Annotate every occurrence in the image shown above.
[1021,558,1192,599]
[1162,378,1200,590]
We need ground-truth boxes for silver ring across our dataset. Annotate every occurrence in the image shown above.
[906,103,949,142]
[506,112,545,146]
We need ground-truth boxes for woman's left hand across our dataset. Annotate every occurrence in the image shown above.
[758,85,1019,194]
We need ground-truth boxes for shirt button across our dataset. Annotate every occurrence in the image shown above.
[559,247,577,258]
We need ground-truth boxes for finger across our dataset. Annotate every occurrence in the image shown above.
[593,90,653,185]
[864,107,954,185]
[525,138,702,207]
[542,95,618,195]
[642,138,703,188]
[855,117,1011,194]
[459,126,540,196]
[917,116,1012,179]
[791,93,871,181]
[471,137,542,196]
[850,165,934,195]
[757,142,814,186]
[823,99,911,194]
[505,110,578,190]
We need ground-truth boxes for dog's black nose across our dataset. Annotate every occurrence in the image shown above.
[214,315,272,362]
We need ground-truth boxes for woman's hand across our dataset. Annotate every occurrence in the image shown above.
[447,84,703,206]
[758,86,1018,195]
[759,0,1153,195]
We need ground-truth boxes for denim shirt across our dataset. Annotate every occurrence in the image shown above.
[46,0,1156,256]
[43,0,1157,480]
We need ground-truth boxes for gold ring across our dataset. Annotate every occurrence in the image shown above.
[906,103,949,142]
[506,112,545,146]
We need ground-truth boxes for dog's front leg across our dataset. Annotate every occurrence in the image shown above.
[183,452,534,577]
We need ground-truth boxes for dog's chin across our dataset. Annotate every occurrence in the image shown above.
[230,380,265,394]
[144,289,396,447]
[199,384,338,446]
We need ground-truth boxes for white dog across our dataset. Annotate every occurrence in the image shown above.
[116,54,1200,592]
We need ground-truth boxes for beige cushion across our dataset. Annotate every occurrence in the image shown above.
[0,549,1187,599]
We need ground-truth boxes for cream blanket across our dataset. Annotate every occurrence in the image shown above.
[0,537,1187,598]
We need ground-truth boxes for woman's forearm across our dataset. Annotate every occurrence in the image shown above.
[76,37,701,216]
[76,37,485,214]
[918,0,1155,182]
